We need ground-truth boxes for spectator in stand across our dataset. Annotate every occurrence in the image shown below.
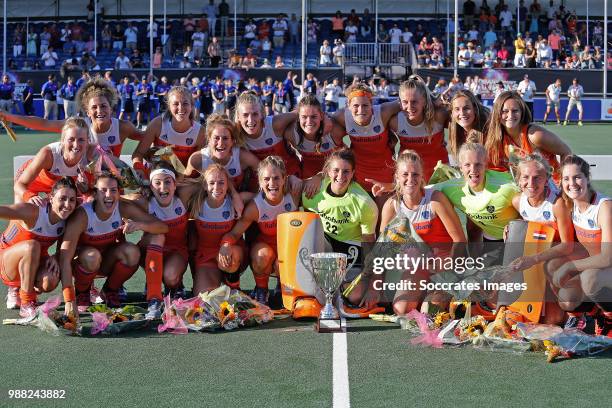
[361,10,373,40]
[40,26,51,55]
[472,46,484,67]
[71,21,84,52]
[547,29,560,59]
[324,78,342,113]
[0,74,15,114]
[307,19,319,44]
[179,56,192,69]
[401,26,413,44]
[478,9,489,32]
[241,48,257,70]
[219,0,230,38]
[112,23,123,50]
[320,39,332,66]
[198,13,210,35]
[152,46,163,69]
[274,55,285,68]
[192,27,207,60]
[272,14,288,48]
[483,25,497,49]
[84,35,96,54]
[333,39,345,66]
[41,74,58,120]
[60,24,71,51]
[345,20,359,43]
[416,37,430,67]
[516,74,536,116]
[377,23,389,43]
[244,18,257,47]
[431,37,444,59]
[388,23,402,46]
[458,43,472,67]
[497,45,510,66]
[26,30,38,57]
[130,49,144,68]
[464,0,476,28]
[514,33,526,67]
[289,13,300,45]
[261,36,272,59]
[115,50,131,69]
[537,38,553,66]
[483,46,496,67]
[101,24,112,50]
[467,25,479,43]
[525,42,537,67]
[332,11,345,40]
[184,14,196,44]
[12,24,24,57]
[593,46,603,68]
[258,19,271,40]
[580,45,594,69]
[208,36,221,67]
[564,78,584,126]
[41,45,59,68]
[260,58,272,68]
[204,1,217,36]
[499,5,513,36]
[592,22,603,47]
[59,76,78,118]
[125,22,138,51]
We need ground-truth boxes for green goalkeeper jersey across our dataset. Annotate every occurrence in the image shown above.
[302,178,378,244]
[435,170,519,240]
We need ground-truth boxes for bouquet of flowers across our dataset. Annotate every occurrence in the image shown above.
[2,296,80,336]
[89,304,150,335]
[158,285,273,334]
[427,161,461,185]
[144,146,187,177]
[87,145,144,190]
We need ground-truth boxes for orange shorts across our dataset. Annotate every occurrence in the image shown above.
[195,240,247,268]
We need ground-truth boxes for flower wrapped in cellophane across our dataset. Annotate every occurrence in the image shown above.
[2,296,80,336]
[158,285,273,334]
[87,145,144,190]
[88,304,149,335]
[144,145,187,177]
[427,161,461,185]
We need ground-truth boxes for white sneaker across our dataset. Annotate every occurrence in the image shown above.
[6,287,20,309]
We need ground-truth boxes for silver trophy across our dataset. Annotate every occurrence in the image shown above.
[307,252,349,332]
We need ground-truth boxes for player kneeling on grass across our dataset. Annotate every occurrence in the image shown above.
[127,162,190,319]
[1,177,77,318]
[191,164,248,295]
[546,156,612,336]
[220,156,301,305]
[14,117,94,204]
[508,153,574,325]
[59,173,168,317]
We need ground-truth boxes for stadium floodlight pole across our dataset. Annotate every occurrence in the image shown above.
[301,0,306,84]
[163,0,167,49]
[586,0,589,46]
[454,0,458,76]
[446,0,450,57]
[94,0,97,56]
[604,0,608,98]
[233,0,237,51]
[149,0,153,76]
[2,0,6,75]
[375,0,378,64]
[516,1,519,37]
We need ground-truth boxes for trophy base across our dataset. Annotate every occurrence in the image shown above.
[316,318,345,333]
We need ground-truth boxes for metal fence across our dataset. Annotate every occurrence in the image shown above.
[343,43,415,67]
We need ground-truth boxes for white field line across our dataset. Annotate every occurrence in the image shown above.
[333,318,350,408]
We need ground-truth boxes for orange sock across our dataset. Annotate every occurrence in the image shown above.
[106,262,138,291]
[19,289,37,305]
[254,275,269,289]
[74,264,97,293]
[145,245,163,301]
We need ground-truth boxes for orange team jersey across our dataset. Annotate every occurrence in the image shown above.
[154,119,201,166]
[396,113,448,180]
[201,146,244,189]
[490,125,561,181]
[344,104,394,191]
[86,117,123,157]
[78,201,124,252]
[195,196,238,265]
[15,142,89,197]
[253,192,298,250]
[245,116,300,176]
[572,193,611,255]
[148,196,188,258]
[396,188,453,246]
[291,129,340,179]
[0,204,65,256]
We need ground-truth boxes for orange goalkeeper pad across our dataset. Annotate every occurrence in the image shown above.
[277,212,330,311]
[501,220,555,323]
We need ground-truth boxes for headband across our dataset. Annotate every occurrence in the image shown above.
[149,168,176,182]
[348,89,373,101]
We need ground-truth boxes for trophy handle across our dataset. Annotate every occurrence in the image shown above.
[346,246,359,271]
[298,247,313,274]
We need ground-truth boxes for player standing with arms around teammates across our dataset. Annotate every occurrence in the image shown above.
[543,78,562,125]
[564,78,584,126]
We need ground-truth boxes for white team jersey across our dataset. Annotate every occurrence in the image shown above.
[245,116,283,152]
[397,188,437,225]
[396,113,444,142]
[196,196,235,222]
[200,145,242,179]
[148,196,186,221]
[572,193,611,242]
[344,104,385,137]
[158,119,201,148]
[82,201,122,236]
[568,85,584,100]
[519,188,558,225]
[291,129,337,155]
[546,84,561,102]
[254,193,297,223]
[30,204,65,238]
[47,142,88,177]
[86,117,122,152]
